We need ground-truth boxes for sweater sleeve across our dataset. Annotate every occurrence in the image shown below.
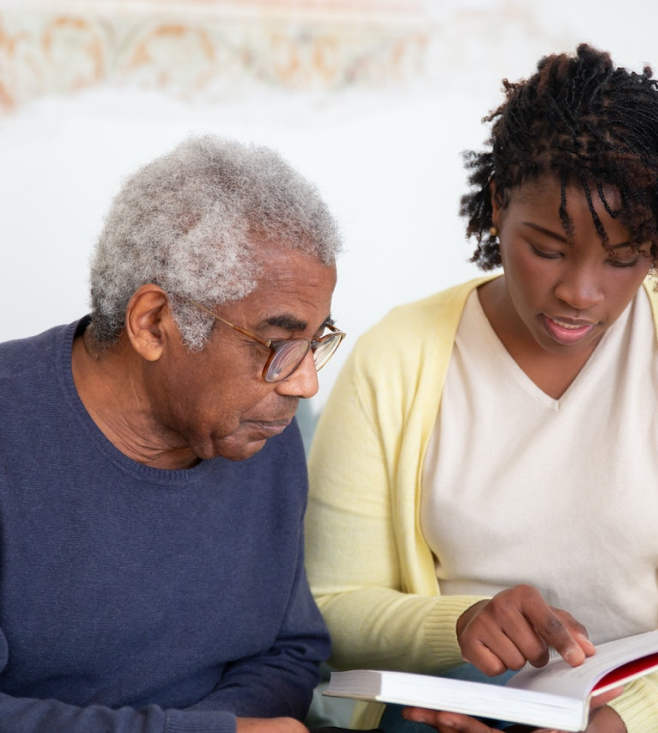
[305,337,486,675]
[0,597,236,732]
[608,672,658,733]
[189,514,331,721]
[0,684,236,733]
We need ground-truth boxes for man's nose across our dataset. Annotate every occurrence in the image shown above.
[275,351,319,399]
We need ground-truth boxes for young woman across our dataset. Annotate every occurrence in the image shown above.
[305,45,658,733]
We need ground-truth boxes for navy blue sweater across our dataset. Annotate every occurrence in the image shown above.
[0,320,331,732]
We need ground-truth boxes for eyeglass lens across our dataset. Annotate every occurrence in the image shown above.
[267,340,311,382]
[265,333,342,382]
[312,335,342,369]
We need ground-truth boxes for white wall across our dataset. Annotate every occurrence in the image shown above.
[2,0,658,410]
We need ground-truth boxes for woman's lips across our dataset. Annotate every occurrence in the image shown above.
[542,314,597,345]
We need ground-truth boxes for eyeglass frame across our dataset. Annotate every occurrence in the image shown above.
[180,297,346,383]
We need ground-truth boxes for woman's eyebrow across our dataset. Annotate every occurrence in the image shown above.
[522,221,569,243]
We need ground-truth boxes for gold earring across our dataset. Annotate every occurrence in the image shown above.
[489,226,498,238]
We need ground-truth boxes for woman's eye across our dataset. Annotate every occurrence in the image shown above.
[608,257,639,268]
[529,243,562,259]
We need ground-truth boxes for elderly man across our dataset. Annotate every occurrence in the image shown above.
[0,136,343,732]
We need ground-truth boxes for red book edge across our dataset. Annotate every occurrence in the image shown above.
[591,652,658,696]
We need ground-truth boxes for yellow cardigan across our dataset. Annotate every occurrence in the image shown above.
[306,277,658,732]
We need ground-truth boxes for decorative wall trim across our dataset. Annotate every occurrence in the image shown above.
[0,1,434,112]
[1,1,430,23]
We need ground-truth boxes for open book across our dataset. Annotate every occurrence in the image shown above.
[324,629,658,732]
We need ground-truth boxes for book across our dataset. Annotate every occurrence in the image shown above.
[324,629,658,732]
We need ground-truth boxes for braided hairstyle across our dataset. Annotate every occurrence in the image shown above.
[461,43,658,270]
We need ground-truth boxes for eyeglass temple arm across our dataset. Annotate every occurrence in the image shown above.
[178,297,274,348]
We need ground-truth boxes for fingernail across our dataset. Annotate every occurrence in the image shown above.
[566,649,585,665]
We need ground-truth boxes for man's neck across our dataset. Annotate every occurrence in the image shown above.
[70,329,199,470]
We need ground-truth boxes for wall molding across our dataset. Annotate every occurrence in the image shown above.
[0,1,434,111]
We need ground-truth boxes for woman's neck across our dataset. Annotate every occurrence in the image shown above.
[477,277,599,399]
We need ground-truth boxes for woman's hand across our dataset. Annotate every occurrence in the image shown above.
[402,687,625,733]
[457,585,595,675]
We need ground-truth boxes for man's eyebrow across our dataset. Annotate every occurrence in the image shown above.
[522,221,632,248]
[256,315,335,332]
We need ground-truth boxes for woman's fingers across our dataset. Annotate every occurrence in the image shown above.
[457,585,595,674]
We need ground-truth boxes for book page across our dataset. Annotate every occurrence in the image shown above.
[325,630,658,732]
[326,669,585,731]
[507,630,658,700]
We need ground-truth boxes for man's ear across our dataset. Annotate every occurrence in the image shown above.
[124,285,173,362]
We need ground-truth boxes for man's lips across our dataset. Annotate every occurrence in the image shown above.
[246,418,293,437]
[542,314,598,345]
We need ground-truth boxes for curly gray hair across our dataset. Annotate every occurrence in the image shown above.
[89,135,342,349]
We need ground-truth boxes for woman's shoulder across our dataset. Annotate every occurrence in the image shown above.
[364,275,496,341]
[344,276,497,389]
[641,277,658,334]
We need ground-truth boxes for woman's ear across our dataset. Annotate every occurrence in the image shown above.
[124,285,172,362]
[490,180,502,230]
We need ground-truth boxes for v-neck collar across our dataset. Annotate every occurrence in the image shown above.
[468,290,635,410]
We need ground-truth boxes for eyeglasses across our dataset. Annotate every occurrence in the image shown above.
[183,298,346,383]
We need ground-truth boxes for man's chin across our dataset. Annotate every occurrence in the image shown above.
[196,421,291,462]
[216,439,268,462]
[205,432,271,462]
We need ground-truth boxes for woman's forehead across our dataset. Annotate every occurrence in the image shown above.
[507,177,621,209]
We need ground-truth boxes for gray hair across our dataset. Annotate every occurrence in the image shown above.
[89,135,342,349]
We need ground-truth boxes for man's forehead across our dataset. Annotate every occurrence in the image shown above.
[233,249,336,331]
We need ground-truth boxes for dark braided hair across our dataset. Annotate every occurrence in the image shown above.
[461,44,658,270]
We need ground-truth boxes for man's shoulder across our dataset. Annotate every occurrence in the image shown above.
[0,322,71,380]
[0,322,78,423]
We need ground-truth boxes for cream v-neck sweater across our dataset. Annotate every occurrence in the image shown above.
[423,289,658,643]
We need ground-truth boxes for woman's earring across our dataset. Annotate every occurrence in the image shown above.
[489,226,498,239]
